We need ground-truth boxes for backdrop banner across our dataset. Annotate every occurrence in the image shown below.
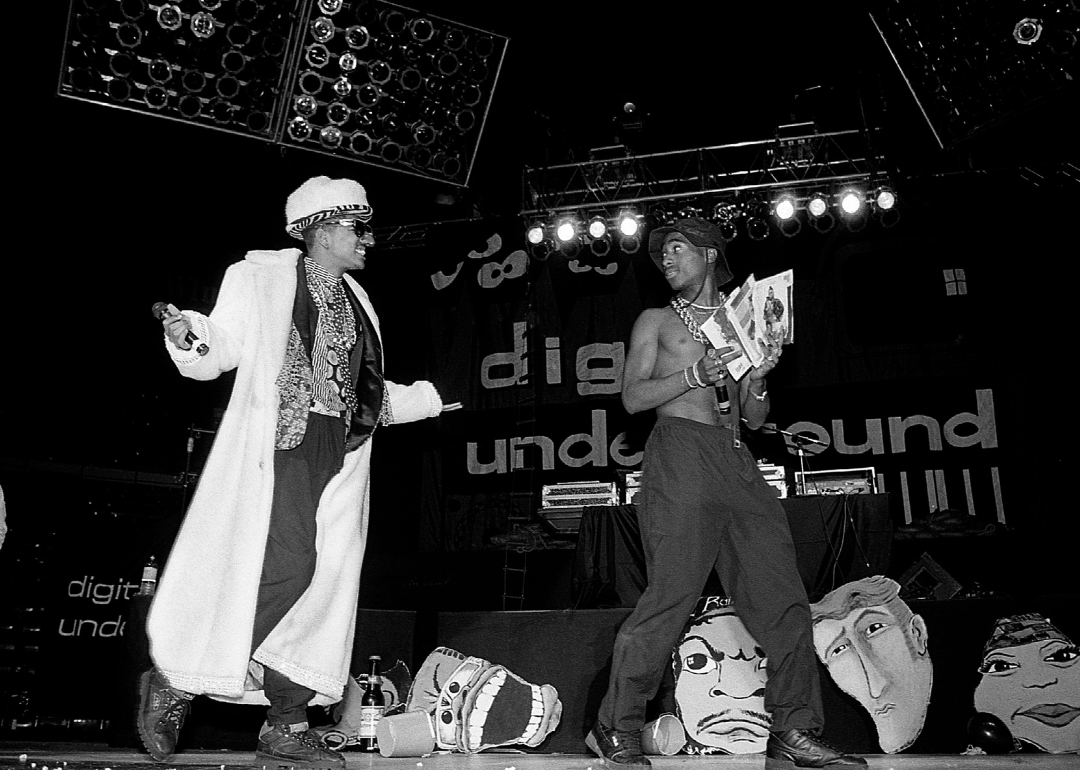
[410,219,1009,551]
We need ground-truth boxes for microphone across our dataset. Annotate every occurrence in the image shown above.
[715,378,731,415]
[152,302,209,356]
[705,347,731,415]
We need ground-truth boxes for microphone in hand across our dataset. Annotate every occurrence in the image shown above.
[706,349,731,414]
[715,378,731,414]
[152,302,209,356]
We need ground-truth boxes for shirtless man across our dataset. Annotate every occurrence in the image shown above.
[586,218,864,770]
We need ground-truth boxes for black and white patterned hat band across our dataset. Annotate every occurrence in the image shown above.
[286,204,373,239]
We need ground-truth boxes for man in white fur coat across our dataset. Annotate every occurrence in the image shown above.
[139,176,449,770]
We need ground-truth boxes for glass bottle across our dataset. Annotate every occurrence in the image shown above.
[358,655,384,752]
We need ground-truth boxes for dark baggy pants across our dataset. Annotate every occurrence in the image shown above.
[598,416,823,734]
[251,412,346,725]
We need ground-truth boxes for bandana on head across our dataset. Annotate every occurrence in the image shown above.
[982,612,1071,657]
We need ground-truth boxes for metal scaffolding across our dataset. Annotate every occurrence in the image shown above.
[520,126,890,216]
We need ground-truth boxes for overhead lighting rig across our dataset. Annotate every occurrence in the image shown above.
[521,127,898,252]
[58,0,508,186]
[868,0,1078,148]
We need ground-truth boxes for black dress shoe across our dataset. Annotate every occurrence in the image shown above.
[766,728,867,768]
[585,720,651,768]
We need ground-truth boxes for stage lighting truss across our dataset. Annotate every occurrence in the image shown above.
[522,127,887,216]
[57,0,508,187]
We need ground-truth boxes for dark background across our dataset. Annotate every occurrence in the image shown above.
[0,0,1077,751]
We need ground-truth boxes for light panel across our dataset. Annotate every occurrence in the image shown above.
[59,0,301,139]
[57,0,508,186]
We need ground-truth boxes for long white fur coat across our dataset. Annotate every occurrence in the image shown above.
[147,248,441,706]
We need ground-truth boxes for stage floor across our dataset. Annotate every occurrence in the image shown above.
[1,745,1077,770]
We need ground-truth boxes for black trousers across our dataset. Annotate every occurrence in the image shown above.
[598,417,824,733]
[251,412,345,725]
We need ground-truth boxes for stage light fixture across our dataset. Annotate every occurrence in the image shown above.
[873,188,901,228]
[810,210,835,233]
[718,221,737,241]
[807,193,829,219]
[778,216,802,238]
[714,201,739,222]
[526,222,546,245]
[747,216,770,241]
[839,189,863,215]
[1013,18,1043,45]
[774,195,796,221]
[747,199,769,219]
[589,234,612,257]
[873,186,896,210]
[615,209,642,253]
[556,217,578,243]
[617,210,640,237]
[529,238,555,261]
[646,205,674,228]
[587,216,608,240]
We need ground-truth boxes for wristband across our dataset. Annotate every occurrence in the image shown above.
[683,367,695,389]
[751,388,768,402]
[691,362,707,388]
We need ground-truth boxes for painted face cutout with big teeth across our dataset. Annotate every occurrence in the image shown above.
[406,646,563,753]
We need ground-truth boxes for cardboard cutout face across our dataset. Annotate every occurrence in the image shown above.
[674,598,771,754]
[811,577,932,753]
[974,614,1080,754]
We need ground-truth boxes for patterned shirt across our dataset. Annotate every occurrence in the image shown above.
[305,258,359,414]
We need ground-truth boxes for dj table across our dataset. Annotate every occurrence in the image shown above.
[572,493,893,607]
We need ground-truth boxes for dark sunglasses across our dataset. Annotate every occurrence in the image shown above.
[331,218,370,235]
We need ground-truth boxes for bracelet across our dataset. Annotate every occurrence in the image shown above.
[691,362,707,388]
[683,367,695,389]
[751,388,768,402]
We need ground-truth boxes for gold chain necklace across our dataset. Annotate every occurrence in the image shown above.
[671,295,724,345]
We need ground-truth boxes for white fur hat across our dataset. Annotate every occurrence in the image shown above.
[285,176,373,239]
